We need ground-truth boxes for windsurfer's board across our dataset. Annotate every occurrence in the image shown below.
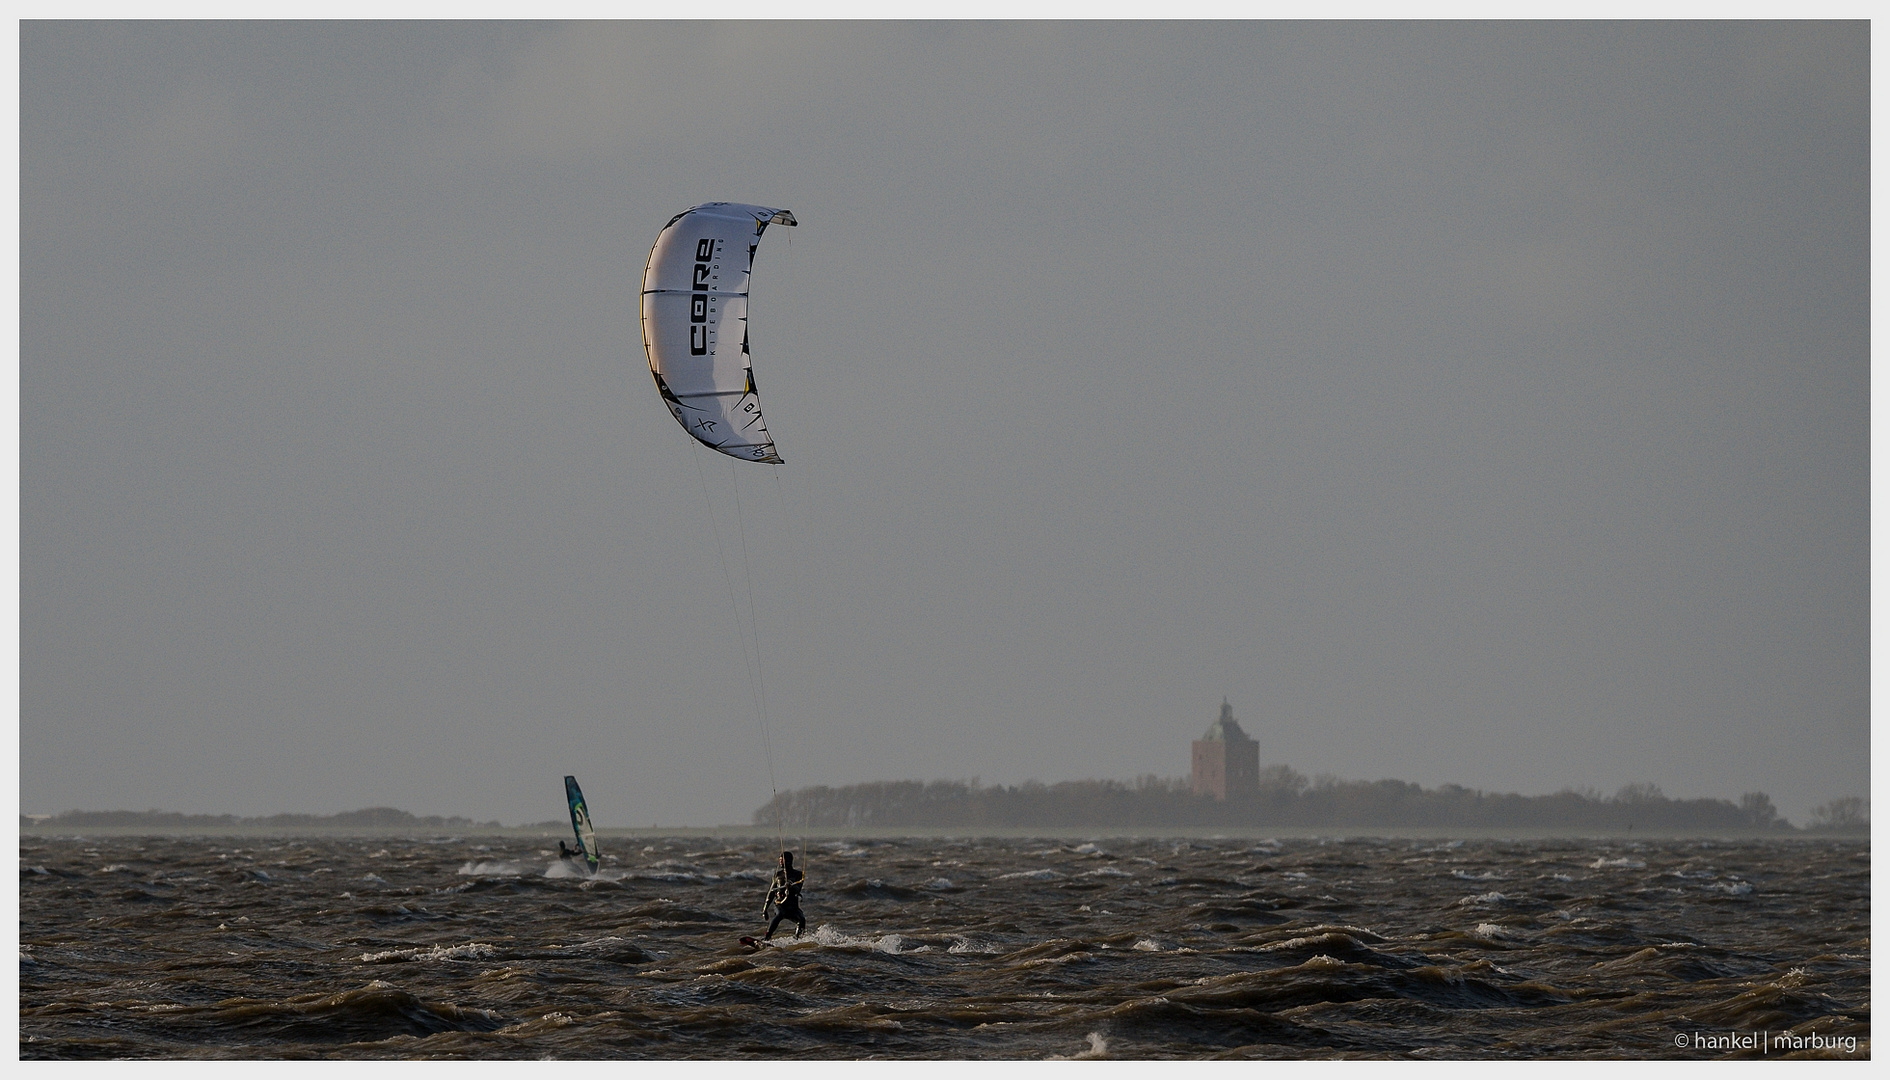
[739,936,762,951]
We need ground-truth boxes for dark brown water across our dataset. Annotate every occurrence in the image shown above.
[19,834,1869,1059]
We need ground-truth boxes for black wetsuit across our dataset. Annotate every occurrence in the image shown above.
[765,868,806,939]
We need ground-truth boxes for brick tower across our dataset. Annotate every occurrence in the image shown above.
[1191,699,1259,799]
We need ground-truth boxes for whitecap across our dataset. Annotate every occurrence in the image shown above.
[802,924,908,953]
[996,869,1064,881]
[457,861,523,877]
[1263,931,1367,953]
[360,942,498,963]
[1025,951,1095,967]
[1047,1032,1108,1060]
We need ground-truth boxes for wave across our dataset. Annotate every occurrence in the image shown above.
[360,942,499,964]
[456,861,523,877]
[829,878,924,901]
[1047,1032,1109,1060]
[154,981,507,1044]
[748,924,910,954]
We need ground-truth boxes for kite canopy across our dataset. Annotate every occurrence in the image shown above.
[641,203,797,463]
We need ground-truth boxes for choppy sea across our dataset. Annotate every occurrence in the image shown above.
[18,834,1869,1060]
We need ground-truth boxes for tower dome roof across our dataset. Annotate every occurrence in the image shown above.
[1202,699,1252,742]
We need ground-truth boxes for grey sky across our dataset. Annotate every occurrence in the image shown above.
[21,22,1868,827]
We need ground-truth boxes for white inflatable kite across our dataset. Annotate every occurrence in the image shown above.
[641,202,797,463]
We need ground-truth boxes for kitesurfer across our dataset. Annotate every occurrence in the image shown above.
[763,850,807,940]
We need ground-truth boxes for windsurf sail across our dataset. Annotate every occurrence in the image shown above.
[641,202,797,463]
[564,775,600,872]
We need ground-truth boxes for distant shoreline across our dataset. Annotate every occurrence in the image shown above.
[17,821,1866,842]
[754,776,1869,835]
[20,787,1869,841]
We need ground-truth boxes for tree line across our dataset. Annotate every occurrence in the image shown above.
[754,771,1867,832]
[21,807,503,830]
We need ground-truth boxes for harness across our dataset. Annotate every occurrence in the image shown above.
[766,868,805,910]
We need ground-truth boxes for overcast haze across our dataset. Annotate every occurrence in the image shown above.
[21,22,1868,827]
